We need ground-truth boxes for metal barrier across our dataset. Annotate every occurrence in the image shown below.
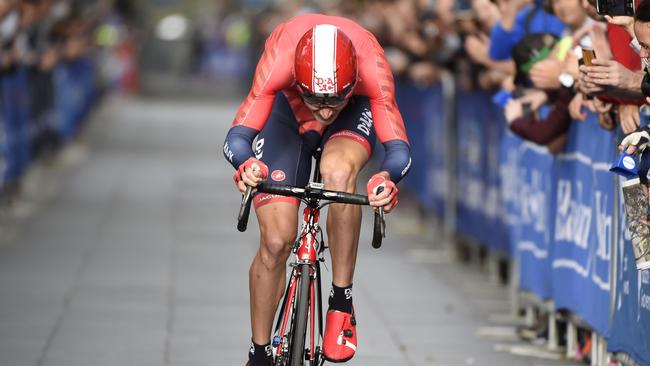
[1,57,97,194]
[395,78,650,366]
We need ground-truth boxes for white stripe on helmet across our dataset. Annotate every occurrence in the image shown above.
[312,24,337,95]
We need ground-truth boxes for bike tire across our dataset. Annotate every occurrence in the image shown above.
[290,264,311,366]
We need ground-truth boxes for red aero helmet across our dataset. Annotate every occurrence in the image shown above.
[294,24,357,100]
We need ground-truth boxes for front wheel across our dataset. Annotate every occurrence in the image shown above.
[290,264,311,366]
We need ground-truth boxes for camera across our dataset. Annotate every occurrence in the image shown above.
[596,0,635,16]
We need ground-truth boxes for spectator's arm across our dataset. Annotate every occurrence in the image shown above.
[465,34,515,74]
[488,21,525,61]
[509,90,574,145]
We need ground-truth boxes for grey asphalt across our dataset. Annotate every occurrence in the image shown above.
[0,97,580,366]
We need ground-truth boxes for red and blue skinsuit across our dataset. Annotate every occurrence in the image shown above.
[224,14,411,186]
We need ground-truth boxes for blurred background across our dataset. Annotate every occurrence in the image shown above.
[0,1,649,366]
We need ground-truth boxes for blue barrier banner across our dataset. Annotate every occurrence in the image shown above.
[54,59,92,141]
[456,90,509,252]
[500,129,524,258]
[428,85,449,218]
[517,139,556,299]
[2,68,32,181]
[395,83,444,215]
[485,102,510,254]
[552,114,614,335]
[456,90,489,241]
[607,179,650,366]
[499,116,554,299]
[0,84,5,188]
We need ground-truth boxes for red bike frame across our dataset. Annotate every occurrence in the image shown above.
[273,204,325,365]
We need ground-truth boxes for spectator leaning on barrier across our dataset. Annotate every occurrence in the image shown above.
[577,0,647,133]
[524,0,586,91]
[504,32,575,148]
[617,1,650,162]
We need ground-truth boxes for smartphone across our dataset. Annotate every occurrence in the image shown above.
[596,0,635,16]
[582,48,596,66]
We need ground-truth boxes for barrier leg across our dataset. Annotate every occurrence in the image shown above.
[597,337,608,366]
[488,249,500,286]
[548,311,558,351]
[591,331,598,366]
[510,254,521,319]
[566,320,577,359]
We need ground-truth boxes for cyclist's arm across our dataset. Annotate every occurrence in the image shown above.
[357,39,411,183]
[224,25,293,169]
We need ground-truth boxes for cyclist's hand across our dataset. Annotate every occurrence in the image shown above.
[234,158,269,193]
[619,126,650,155]
[366,173,398,213]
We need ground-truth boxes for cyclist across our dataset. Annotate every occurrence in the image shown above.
[223,13,411,366]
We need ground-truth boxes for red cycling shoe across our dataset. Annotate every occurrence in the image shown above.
[322,309,358,363]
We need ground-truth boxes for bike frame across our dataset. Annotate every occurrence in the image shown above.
[273,196,326,365]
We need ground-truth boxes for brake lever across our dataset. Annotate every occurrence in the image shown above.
[371,186,386,249]
[237,186,253,232]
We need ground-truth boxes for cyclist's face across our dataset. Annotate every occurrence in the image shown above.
[304,100,349,125]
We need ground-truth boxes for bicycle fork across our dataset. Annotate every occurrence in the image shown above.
[272,206,325,366]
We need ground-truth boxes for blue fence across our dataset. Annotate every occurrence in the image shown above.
[0,58,97,190]
[397,82,650,366]
[609,176,650,365]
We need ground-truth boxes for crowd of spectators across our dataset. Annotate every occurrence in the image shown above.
[0,0,133,208]
[248,0,650,160]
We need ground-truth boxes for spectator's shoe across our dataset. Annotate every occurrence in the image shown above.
[322,309,357,363]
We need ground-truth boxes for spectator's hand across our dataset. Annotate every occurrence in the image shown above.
[593,98,613,114]
[583,59,639,90]
[598,111,617,131]
[619,125,650,154]
[504,98,523,123]
[478,68,509,90]
[591,24,614,60]
[569,92,588,121]
[572,22,607,47]
[234,158,269,193]
[619,104,641,134]
[464,34,490,65]
[384,47,410,75]
[366,173,399,213]
[408,62,440,85]
[604,15,635,38]
[578,67,605,95]
[519,89,548,111]
[401,33,428,57]
[529,59,563,89]
[39,49,58,71]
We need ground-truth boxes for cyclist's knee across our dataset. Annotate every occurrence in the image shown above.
[320,160,358,193]
[259,231,294,270]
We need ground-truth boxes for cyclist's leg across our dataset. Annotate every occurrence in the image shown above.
[250,203,297,344]
[320,97,376,287]
[249,93,316,345]
[319,97,376,362]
